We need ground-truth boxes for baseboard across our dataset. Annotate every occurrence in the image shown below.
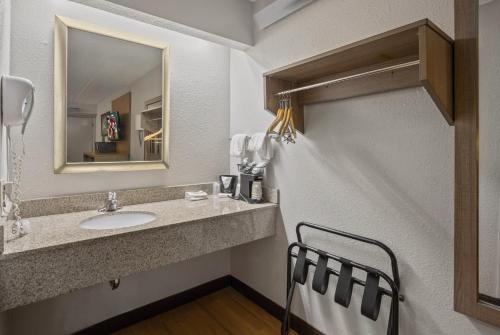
[75,275,231,335]
[75,275,322,335]
[229,276,323,335]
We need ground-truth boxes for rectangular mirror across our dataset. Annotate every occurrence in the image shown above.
[478,0,500,308]
[54,16,170,173]
[455,0,500,328]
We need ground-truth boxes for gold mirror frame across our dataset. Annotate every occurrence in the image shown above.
[53,16,170,173]
[454,0,500,327]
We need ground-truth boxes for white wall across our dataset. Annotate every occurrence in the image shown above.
[67,116,95,162]
[0,0,11,185]
[479,0,500,299]
[0,0,9,75]
[230,1,500,334]
[11,0,230,199]
[0,2,10,332]
[1,1,231,333]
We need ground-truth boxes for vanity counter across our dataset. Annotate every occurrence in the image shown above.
[0,196,277,311]
[1,196,276,258]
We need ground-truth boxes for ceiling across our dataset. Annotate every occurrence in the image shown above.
[72,0,318,49]
[85,0,255,48]
[67,28,162,108]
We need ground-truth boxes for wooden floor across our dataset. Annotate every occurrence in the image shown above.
[113,287,298,335]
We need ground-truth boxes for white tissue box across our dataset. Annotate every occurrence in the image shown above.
[185,191,208,201]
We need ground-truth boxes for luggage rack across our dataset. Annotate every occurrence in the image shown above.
[282,222,404,335]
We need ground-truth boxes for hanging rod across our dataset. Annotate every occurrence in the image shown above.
[274,59,420,96]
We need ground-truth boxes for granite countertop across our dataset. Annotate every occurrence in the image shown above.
[0,184,278,311]
[1,196,277,259]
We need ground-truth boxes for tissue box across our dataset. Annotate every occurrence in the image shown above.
[185,191,208,201]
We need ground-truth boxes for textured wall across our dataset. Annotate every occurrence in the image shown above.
[230,0,500,334]
[1,0,231,333]
[0,0,10,183]
[11,0,230,199]
[0,0,9,75]
[479,0,500,299]
[0,4,10,334]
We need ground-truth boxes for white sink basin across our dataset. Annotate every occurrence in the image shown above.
[80,211,156,230]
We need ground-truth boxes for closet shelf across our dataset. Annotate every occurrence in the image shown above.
[263,19,454,133]
[140,106,161,114]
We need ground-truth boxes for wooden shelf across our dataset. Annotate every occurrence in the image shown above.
[264,19,454,133]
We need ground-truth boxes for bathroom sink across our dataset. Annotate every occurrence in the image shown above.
[79,211,156,230]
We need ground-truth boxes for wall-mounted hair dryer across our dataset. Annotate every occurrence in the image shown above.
[1,75,35,134]
[0,75,35,234]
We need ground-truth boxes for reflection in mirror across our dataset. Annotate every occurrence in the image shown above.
[67,28,163,163]
[479,0,500,307]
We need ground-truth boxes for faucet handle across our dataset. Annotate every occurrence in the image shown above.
[108,191,116,200]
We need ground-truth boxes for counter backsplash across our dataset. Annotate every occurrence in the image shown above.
[16,182,279,218]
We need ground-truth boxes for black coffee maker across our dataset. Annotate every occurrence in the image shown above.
[219,175,238,196]
[239,173,263,203]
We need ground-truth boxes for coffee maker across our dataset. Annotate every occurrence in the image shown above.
[239,173,263,203]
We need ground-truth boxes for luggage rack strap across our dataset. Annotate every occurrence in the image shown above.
[296,221,401,289]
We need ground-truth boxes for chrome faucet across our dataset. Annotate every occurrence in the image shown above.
[99,191,122,212]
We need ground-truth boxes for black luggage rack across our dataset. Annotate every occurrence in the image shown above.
[282,222,404,335]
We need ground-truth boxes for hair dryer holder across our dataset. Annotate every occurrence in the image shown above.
[0,75,35,218]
